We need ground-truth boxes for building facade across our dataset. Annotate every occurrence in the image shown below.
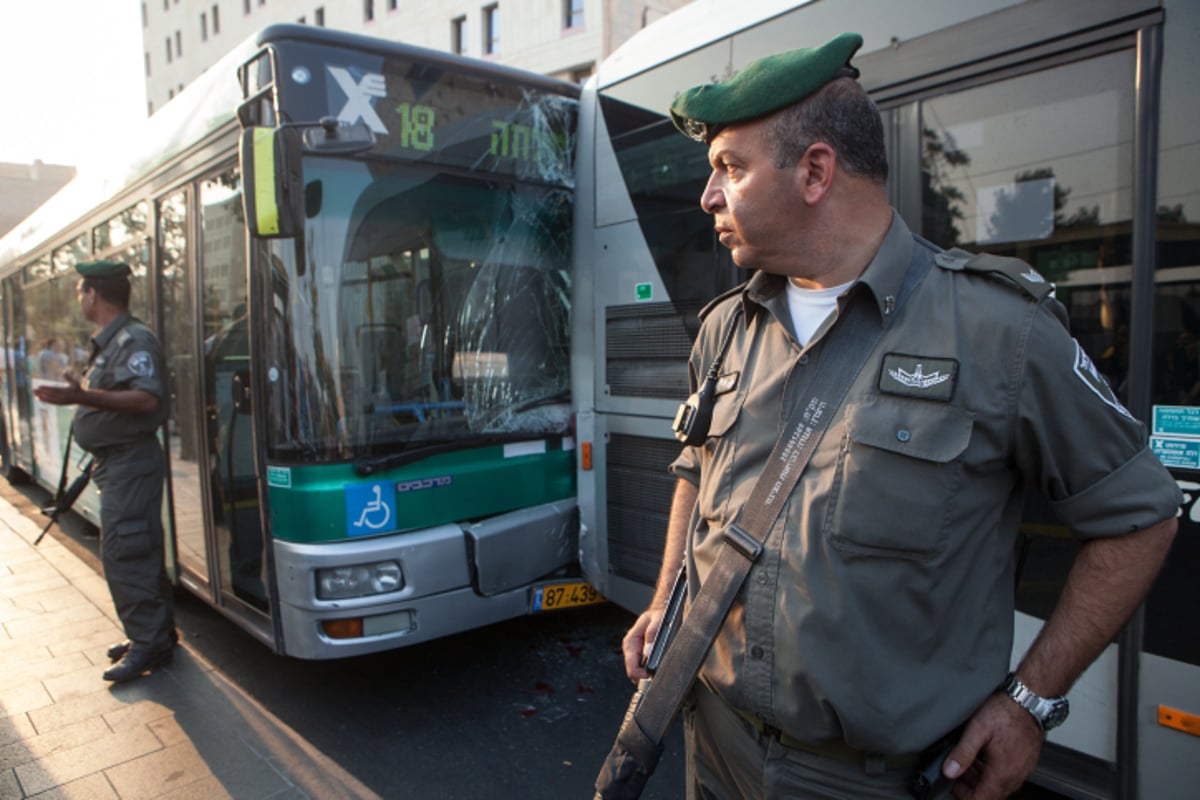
[0,161,76,240]
[141,0,691,115]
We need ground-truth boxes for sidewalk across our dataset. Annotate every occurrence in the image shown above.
[0,494,379,799]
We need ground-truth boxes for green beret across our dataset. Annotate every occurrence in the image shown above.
[75,260,131,278]
[670,32,864,141]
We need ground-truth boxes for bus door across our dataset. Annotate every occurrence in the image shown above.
[159,187,209,590]
[201,168,269,617]
[899,11,1200,794]
[3,279,33,475]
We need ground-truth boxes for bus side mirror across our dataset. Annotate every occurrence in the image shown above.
[239,126,304,238]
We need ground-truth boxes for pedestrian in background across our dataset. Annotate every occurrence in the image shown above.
[35,260,176,683]
[620,33,1180,799]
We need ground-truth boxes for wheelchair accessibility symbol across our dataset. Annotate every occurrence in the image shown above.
[345,482,396,537]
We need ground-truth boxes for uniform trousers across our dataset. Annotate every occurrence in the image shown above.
[94,438,175,654]
[686,680,945,800]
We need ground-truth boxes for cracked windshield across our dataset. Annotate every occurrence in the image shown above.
[264,158,572,461]
[263,124,574,462]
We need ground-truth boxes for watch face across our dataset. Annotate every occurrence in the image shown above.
[1043,698,1070,730]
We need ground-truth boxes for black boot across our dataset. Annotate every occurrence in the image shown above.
[107,629,178,663]
[103,646,174,683]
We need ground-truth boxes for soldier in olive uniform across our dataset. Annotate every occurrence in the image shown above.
[619,35,1180,799]
[35,260,175,683]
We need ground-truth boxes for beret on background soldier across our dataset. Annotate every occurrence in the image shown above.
[669,31,864,141]
[75,260,132,279]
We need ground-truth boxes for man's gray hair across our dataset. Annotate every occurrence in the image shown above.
[765,77,888,183]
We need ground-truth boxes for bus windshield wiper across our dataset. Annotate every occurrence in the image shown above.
[352,434,523,476]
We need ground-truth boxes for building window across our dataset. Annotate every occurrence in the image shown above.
[483,4,499,55]
[142,3,148,27]
[315,6,325,26]
[243,0,250,13]
[201,12,208,41]
[145,52,151,77]
[451,16,466,55]
[364,0,374,22]
[165,37,172,63]
[212,4,220,33]
[168,88,175,100]
[148,100,154,115]
[298,15,306,23]
[388,0,398,9]
[163,0,168,10]
[564,0,583,28]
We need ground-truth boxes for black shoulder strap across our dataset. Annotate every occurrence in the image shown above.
[934,248,1053,301]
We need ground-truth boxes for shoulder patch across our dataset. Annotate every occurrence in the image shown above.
[127,351,155,378]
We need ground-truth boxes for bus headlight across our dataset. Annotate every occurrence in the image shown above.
[316,561,404,599]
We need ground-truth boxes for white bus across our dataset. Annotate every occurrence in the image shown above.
[571,1,1199,797]
[0,24,597,660]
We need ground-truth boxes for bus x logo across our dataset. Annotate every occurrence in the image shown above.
[328,67,389,134]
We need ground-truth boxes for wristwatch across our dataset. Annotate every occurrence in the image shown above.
[1003,672,1070,731]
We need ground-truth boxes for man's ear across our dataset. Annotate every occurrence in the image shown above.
[799,143,837,203]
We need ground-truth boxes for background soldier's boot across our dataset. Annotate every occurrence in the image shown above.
[106,640,132,662]
[107,628,178,663]
[103,646,174,683]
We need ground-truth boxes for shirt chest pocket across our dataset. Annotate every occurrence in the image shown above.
[704,388,746,443]
[826,398,974,561]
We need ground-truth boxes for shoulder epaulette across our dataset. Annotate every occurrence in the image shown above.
[933,248,1053,301]
[698,280,749,322]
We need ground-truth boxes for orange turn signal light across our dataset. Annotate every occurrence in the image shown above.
[321,618,364,639]
[581,441,593,471]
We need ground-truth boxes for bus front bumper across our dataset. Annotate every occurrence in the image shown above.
[271,498,577,659]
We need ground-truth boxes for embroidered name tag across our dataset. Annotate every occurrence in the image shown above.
[878,354,957,402]
[716,371,740,396]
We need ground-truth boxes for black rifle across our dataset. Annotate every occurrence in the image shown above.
[644,564,686,674]
[34,459,94,546]
[594,564,687,799]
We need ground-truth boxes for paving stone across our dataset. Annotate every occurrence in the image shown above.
[0,651,92,694]
[0,680,54,719]
[14,723,162,795]
[26,771,120,799]
[104,741,214,800]
[0,767,22,799]
[153,773,235,800]
[0,714,36,749]
[43,663,116,705]
[0,717,110,771]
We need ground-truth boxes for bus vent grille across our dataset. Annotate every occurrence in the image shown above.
[607,433,679,587]
[605,302,700,399]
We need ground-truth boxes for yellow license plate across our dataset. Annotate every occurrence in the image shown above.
[532,580,605,611]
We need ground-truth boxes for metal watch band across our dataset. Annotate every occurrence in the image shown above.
[1003,672,1070,731]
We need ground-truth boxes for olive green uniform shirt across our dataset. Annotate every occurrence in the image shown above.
[671,212,1181,754]
[73,312,167,452]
